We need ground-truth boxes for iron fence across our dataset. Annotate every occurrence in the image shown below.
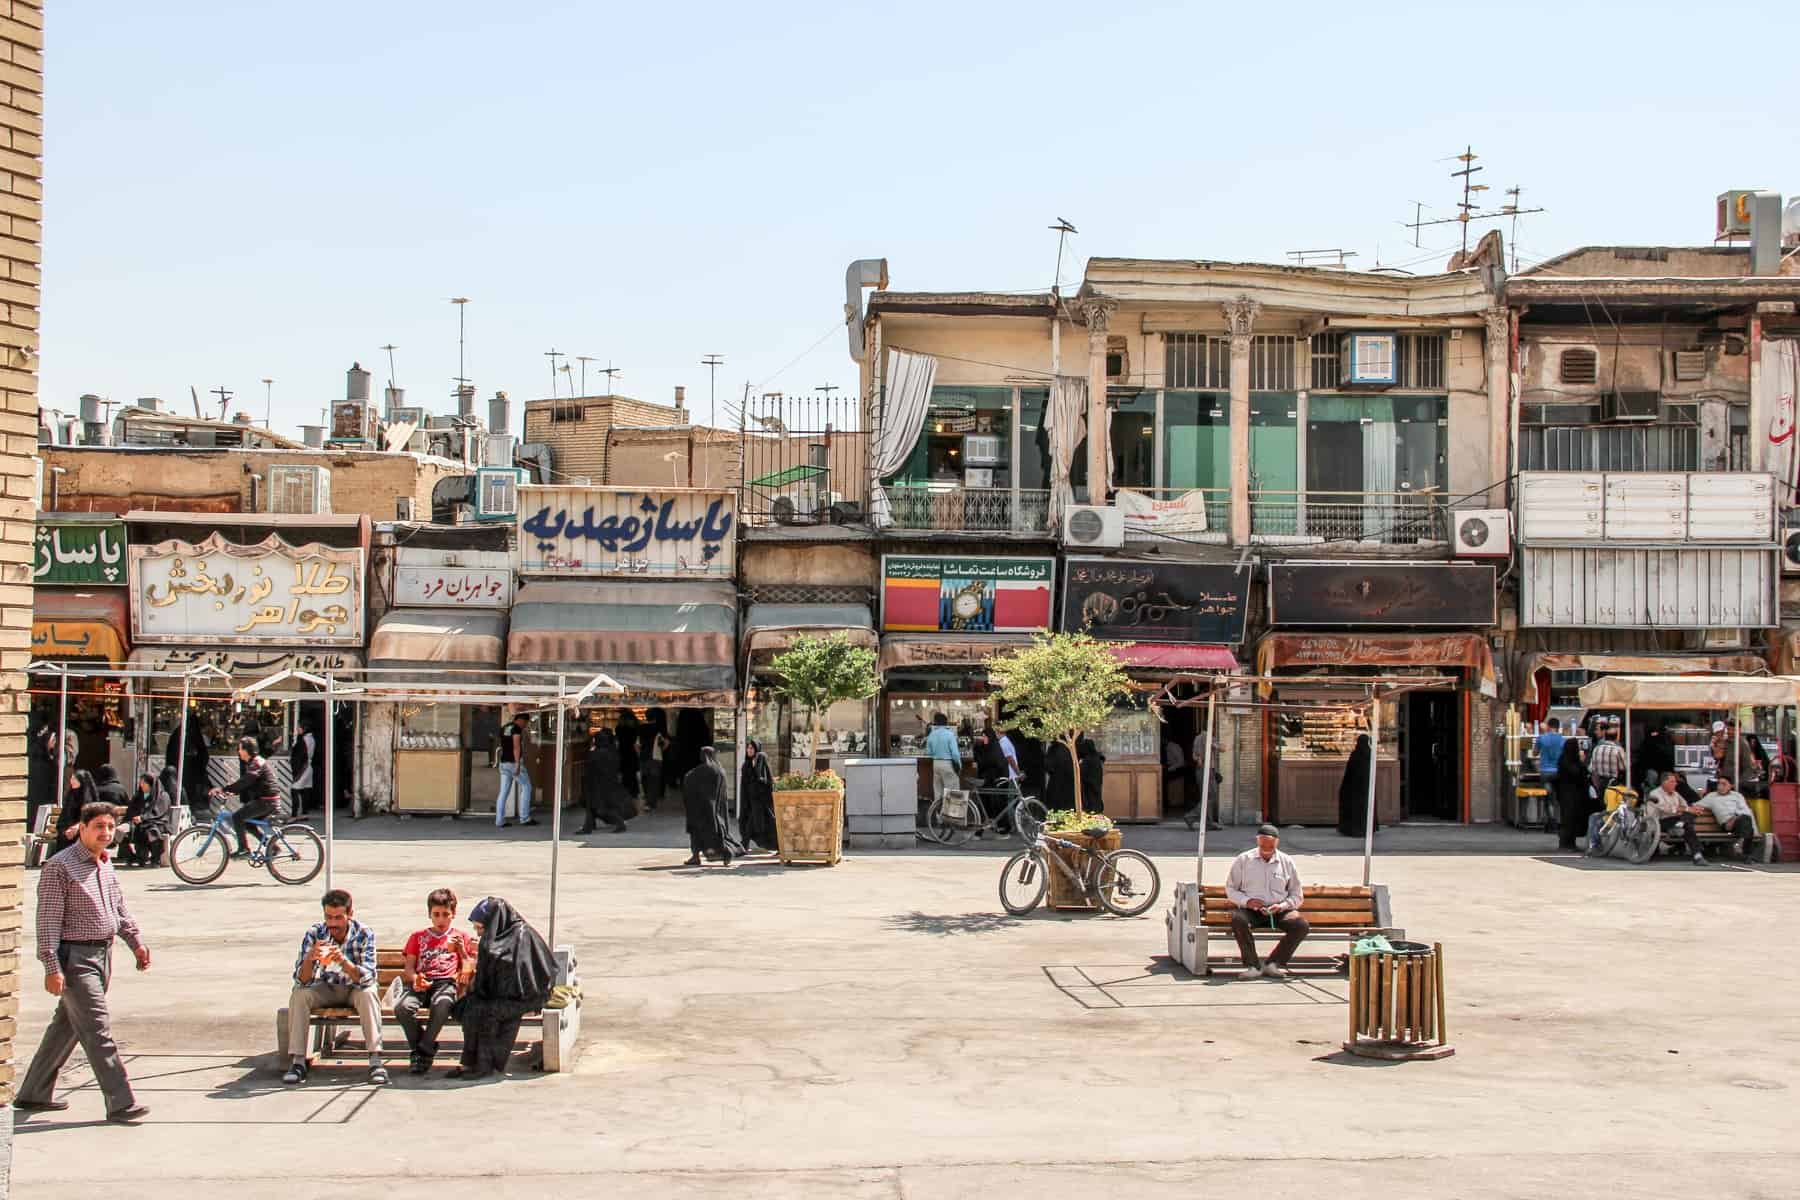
[1250,491,1447,545]
[885,484,1052,534]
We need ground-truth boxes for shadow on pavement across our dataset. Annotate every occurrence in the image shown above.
[882,910,1024,936]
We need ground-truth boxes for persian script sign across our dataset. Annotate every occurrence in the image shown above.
[34,521,128,586]
[1061,557,1249,644]
[130,533,365,646]
[517,487,735,577]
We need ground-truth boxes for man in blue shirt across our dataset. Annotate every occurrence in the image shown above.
[1535,719,1566,785]
[925,712,963,803]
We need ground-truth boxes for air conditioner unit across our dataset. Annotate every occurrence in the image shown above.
[1338,333,1398,386]
[390,406,426,429]
[1063,504,1124,549]
[453,503,475,526]
[484,434,517,468]
[474,467,522,521]
[1601,390,1659,422]
[1672,350,1707,382]
[963,467,994,489]
[395,497,416,522]
[771,490,816,525]
[963,434,1003,465]
[330,400,377,442]
[406,431,430,454]
[1699,628,1744,651]
[267,465,331,515]
[1452,508,1511,557]
[1782,527,1800,574]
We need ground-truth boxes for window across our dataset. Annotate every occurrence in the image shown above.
[550,403,585,423]
[889,386,1013,486]
[1250,335,1296,391]
[1560,348,1598,384]
[1306,395,1447,495]
[1018,388,1051,492]
[1162,391,1229,493]
[1310,334,1338,390]
[1165,333,1230,389]
[1397,334,1445,389]
[1109,389,1155,490]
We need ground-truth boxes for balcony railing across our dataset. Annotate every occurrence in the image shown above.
[886,483,1051,534]
[1250,491,1447,545]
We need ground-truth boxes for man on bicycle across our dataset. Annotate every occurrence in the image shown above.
[211,736,283,860]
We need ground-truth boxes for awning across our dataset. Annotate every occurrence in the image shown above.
[1256,632,1497,696]
[1516,651,1771,707]
[369,609,507,686]
[1577,674,1799,710]
[1104,643,1239,673]
[508,580,736,702]
[742,603,876,664]
[31,590,129,663]
[878,632,1036,672]
[126,646,365,691]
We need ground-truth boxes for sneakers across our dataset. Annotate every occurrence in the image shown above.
[282,1060,309,1085]
[1262,962,1290,980]
[368,1064,389,1085]
[1693,852,1707,867]
[1236,966,1263,981]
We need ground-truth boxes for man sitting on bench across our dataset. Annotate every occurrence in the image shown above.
[1647,772,1706,867]
[283,888,386,1086]
[1697,774,1757,859]
[1225,824,1310,981]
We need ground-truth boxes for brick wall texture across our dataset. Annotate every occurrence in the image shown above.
[522,394,687,484]
[0,0,40,1108]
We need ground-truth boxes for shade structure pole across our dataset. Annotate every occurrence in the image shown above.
[323,673,335,892]
[1624,706,1632,791]
[56,667,68,781]
[549,675,567,951]
[172,673,193,821]
[1195,688,1218,889]
[1363,696,1379,887]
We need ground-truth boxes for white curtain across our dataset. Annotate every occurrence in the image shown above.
[1762,338,1800,509]
[1044,374,1087,524]
[870,348,938,527]
[1361,417,1396,540]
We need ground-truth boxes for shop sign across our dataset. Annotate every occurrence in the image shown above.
[881,555,1053,633]
[34,520,128,586]
[1062,557,1248,644]
[517,486,735,578]
[130,646,362,678]
[1116,489,1212,536]
[394,562,513,609]
[130,532,366,646]
[1267,562,1496,627]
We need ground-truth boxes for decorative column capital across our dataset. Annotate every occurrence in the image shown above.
[1484,307,1512,344]
[1083,298,1118,335]
[1222,295,1261,343]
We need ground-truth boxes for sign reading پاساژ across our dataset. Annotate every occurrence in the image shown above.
[130,532,366,646]
[1061,557,1250,644]
[881,555,1054,633]
[34,520,128,586]
[516,486,736,577]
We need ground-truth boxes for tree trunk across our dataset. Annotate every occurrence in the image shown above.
[812,705,825,773]
[1065,732,1083,814]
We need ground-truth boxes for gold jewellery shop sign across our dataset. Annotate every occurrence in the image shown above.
[129,532,366,647]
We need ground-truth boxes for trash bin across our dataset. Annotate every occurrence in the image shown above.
[1345,940,1453,1060]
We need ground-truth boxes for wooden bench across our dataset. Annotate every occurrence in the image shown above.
[275,946,582,1072]
[1659,809,1773,863]
[1167,882,1402,977]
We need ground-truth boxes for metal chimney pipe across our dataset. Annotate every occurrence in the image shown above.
[301,424,325,448]
[488,391,511,436]
[346,362,371,401]
[1749,190,1783,275]
[457,384,476,419]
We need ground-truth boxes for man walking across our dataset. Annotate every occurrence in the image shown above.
[14,802,152,1122]
[496,713,536,828]
[925,712,962,803]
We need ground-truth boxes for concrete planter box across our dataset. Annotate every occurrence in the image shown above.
[773,787,844,866]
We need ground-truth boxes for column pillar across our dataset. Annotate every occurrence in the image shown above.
[1223,296,1261,545]
[1484,307,1511,503]
[1084,299,1116,503]
[1749,311,1767,473]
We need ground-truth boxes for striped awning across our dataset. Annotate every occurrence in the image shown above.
[742,603,875,663]
[31,589,129,664]
[369,609,507,684]
[508,580,736,701]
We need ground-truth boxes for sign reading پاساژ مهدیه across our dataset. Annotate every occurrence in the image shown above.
[881,555,1054,633]
[516,487,736,577]
[129,532,365,646]
[1061,557,1249,644]
[34,521,128,586]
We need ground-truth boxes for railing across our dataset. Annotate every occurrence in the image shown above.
[886,484,1052,534]
[1250,491,1447,545]
[736,392,867,528]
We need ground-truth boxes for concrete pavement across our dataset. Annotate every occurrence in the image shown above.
[10,809,1800,1198]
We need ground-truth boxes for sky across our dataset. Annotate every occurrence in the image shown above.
[42,1,1800,438]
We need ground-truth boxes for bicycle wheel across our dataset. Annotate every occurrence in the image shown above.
[998,850,1047,915]
[1095,849,1161,917]
[1011,797,1048,844]
[926,796,978,847]
[265,823,325,885]
[168,825,231,885]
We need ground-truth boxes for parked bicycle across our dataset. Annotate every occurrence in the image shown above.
[168,804,324,885]
[925,778,1048,846]
[997,826,1161,917]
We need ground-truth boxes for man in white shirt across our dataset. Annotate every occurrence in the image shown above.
[1646,771,1706,866]
[1224,824,1309,980]
[1697,773,1757,859]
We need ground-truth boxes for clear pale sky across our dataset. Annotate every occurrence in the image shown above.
[42,1,1799,437]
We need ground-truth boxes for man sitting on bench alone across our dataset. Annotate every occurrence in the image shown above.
[284,888,386,1086]
[1697,773,1758,860]
[1226,823,1310,981]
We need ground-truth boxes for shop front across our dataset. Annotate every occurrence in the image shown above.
[30,579,132,779]
[369,608,509,815]
[877,554,1053,803]
[742,604,877,774]
[1260,560,1498,826]
[1061,555,1248,822]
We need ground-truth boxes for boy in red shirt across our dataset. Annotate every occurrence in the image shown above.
[397,887,476,1073]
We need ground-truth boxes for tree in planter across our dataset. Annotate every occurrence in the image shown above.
[988,632,1133,815]
[767,632,881,774]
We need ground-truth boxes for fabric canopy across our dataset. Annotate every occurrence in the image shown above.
[508,580,736,699]
[1576,674,1799,710]
[369,609,507,681]
[31,589,129,663]
[1515,651,1771,706]
[1044,374,1087,525]
[1256,632,1497,697]
[878,632,1037,672]
[741,603,876,663]
[1104,643,1239,672]
[870,349,938,527]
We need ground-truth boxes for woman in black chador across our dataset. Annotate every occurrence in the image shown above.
[1336,734,1376,837]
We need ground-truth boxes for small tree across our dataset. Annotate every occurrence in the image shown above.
[988,633,1133,814]
[768,632,881,772]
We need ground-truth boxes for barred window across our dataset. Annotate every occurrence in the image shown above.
[1397,334,1445,389]
[550,403,585,424]
[1249,334,1296,391]
[1310,333,1337,390]
[1164,333,1230,389]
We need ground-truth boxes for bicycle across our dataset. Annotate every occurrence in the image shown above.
[997,826,1161,917]
[168,804,325,885]
[925,778,1048,847]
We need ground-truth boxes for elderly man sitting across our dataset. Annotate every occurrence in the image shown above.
[1225,823,1310,980]
[1645,771,1707,867]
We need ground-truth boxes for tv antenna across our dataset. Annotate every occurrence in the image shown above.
[544,348,563,396]
[1048,218,1078,296]
[210,386,233,421]
[380,343,399,386]
[599,362,621,396]
[574,355,595,396]
[449,298,470,390]
[260,378,273,429]
[1286,248,1358,270]
[701,354,724,426]
[1396,148,1545,258]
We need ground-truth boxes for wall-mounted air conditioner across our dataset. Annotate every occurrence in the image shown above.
[1601,391,1659,422]
[267,465,331,514]
[1453,509,1511,557]
[963,434,1003,465]
[1338,333,1397,386]
[1063,504,1123,549]
[474,467,522,521]
[389,406,426,429]
[1783,527,1800,575]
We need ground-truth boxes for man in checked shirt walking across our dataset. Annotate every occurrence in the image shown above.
[13,802,152,1122]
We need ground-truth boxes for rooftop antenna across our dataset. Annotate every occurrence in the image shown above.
[210,386,233,421]
[1504,185,1525,272]
[1048,217,1078,297]
[574,355,595,397]
[1451,145,1486,255]
[449,298,470,390]
[544,348,563,397]
[190,385,202,419]
[1403,201,1429,248]
[1286,248,1358,270]
[599,362,621,397]
[260,378,273,429]
[701,354,724,426]
[380,343,399,386]
[1397,150,1544,261]
[558,362,574,397]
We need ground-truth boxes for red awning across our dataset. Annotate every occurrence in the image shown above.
[1105,643,1239,672]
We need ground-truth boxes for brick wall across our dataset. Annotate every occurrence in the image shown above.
[522,395,687,484]
[0,0,40,1109]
